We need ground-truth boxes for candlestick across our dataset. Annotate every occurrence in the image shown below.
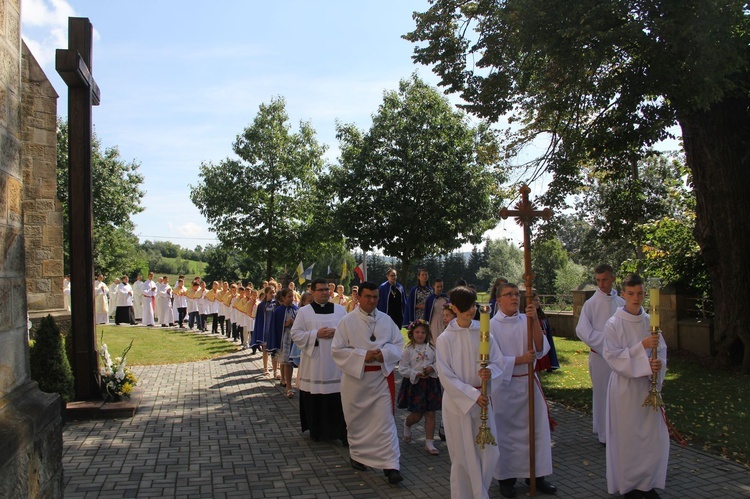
[475,303,496,449]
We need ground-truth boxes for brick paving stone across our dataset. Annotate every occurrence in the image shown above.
[62,330,750,498]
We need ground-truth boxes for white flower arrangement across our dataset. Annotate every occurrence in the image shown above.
[98,332,137,401]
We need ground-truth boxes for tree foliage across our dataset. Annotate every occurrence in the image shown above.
[476,238,524,288]
[190,97,335,279]
[56,119,146,278]
[328,74,507,280]
[407,2,750,371]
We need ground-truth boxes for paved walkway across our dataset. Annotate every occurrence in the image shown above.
[63,331,750,498]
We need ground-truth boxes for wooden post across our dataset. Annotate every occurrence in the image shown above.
[56,17,101,400]
[499,184,552,496]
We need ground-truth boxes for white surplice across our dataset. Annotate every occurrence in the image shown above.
[603,307,668,495]
[116,283,133,307]
[157,282,172,325]
[291,303,347,394]
[576,288,625,442]
[332,307,403,470]
[436,319,503,499]
[132,279,144,319]
[94,280,109,324]
[141,279,157,326]
[490,312,553,481]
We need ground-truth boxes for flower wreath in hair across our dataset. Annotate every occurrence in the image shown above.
[441,301,453,310]
[407,319,429,332]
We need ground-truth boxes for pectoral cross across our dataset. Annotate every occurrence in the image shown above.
[56,17,101,400]
[499,184,552,496]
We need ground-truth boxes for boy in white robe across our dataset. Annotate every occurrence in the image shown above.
[603,274,668,499]
[331,281,404,484]
[576,264,625,443]
[436,286,502,499]
[490,283,556,498]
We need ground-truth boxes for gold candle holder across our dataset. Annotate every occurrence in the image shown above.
[475,303,497,449]
[643,279,664,410]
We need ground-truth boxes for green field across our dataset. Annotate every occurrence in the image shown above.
[96,324,236,365]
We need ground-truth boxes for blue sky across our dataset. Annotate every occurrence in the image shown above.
[20,0,608,252]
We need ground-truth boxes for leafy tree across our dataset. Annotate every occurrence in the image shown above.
[57,119,146,277]
[477,238,524,288]
[623,213,710,295]
[531,239,569,295]
[328,74,507,281]
[554,259,590,295]
[407,2,750,371]
[190,97,332,279]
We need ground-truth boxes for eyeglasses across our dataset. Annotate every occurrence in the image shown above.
[501,292,521,298]
[388,274,397,278]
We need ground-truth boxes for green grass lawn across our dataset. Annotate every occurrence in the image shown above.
[540,337,750,466]
[96,324,237,366]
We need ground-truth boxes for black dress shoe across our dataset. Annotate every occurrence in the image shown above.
[525,477,557,495]
[624,491,644,499]
[641,490,661,499]
[350,459,366,471]
[499,483,516,498]
[384,469,403,484]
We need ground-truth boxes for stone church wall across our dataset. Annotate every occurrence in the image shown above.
[0,0,64,497]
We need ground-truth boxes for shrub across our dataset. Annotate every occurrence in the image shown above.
[29,315,75,403]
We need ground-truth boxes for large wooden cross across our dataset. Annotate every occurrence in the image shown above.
[499,184,553,496]
[56,17,101,400]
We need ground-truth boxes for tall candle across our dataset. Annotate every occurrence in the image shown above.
[649,286,660,328]
[479,303,491,354]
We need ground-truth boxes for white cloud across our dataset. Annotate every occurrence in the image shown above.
[176,222,207,238]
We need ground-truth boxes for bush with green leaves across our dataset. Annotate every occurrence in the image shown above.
[29,315,75,403]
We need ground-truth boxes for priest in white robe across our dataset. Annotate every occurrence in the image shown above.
[290,278,348,443]
[331,281,404,484]
[576,264,625,443]
[132,274,144,320]
[94,274,109,324]
[108,278,119,318]
[603,274,668,498]
[490,283,556,498]
[436,286,503,499]
[157,276,173,327]
[114,275,136,325]
[141,272,157,326]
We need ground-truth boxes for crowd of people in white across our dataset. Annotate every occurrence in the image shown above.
[67,265,666,499]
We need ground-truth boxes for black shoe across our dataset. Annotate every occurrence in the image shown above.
[624,491,644,499]
[525,478,557,495]
[384,469,403,484]
[351,459,366,471]
[438,430,446,441]
[641,490,660,499]
[499,483,516,498]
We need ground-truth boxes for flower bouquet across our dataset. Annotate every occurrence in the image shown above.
[97,331,137,401]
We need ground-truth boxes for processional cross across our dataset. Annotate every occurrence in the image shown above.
[56,17,101,400]
[499,184,553,497]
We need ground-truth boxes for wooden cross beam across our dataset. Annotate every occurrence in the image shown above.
[499,184,553,496]
[56,17,101,400]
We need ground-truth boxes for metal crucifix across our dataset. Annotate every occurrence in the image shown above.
[499,184,553,497]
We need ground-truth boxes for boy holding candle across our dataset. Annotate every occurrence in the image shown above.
[436,286,503,499]
[603,274,668,499]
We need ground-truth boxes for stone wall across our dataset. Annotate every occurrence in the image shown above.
[0,0,64,497]
[21,42,62,312]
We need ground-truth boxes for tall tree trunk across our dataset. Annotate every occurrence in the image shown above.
[679,96,750,373]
